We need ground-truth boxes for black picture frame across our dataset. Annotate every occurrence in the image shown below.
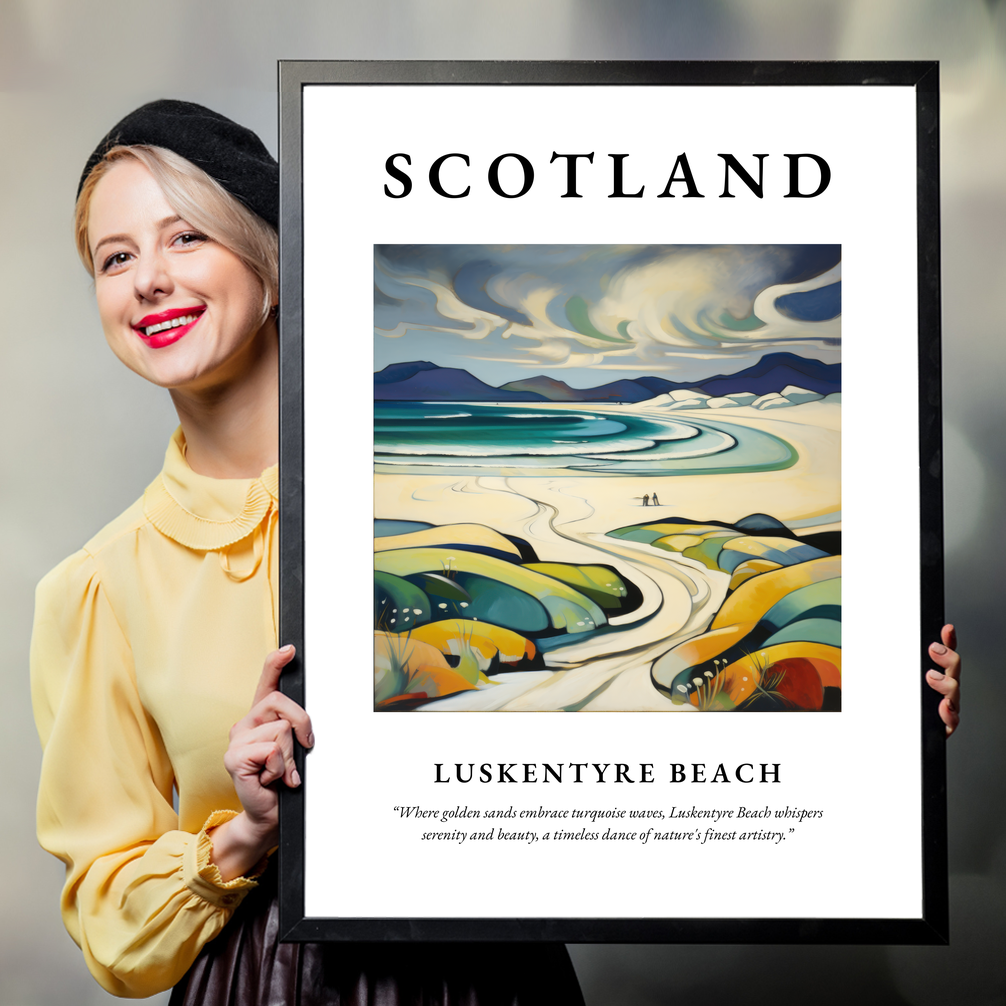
[277,60,945,944]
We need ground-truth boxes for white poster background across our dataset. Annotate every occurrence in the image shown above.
[301,84,920,920]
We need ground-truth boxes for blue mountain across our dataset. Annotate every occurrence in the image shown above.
[696,352,840,397]
[374,361,440,385]
[374,362,546,401]
[374,352,839,402]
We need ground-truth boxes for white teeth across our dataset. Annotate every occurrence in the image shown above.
[142,313,199,337]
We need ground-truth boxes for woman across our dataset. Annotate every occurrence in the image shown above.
[33,99,962,1003]
[31,100,586,1003]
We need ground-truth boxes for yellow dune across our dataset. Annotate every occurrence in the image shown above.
[407,619,535,664]
[711,555,841,630]
[374,522,522,557]
[728,559,783,591]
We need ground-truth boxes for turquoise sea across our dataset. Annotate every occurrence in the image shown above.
[374,402,797,476]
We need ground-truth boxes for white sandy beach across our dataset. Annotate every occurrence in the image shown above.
[375,400,841,711]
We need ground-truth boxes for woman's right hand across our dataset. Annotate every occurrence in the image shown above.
[209,645,314,881]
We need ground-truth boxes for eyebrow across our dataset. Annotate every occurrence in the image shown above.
[91,214,185,258]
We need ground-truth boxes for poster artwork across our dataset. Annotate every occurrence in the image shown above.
[373,243,841,714]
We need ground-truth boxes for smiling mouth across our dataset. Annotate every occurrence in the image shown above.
[131,307,207,349]
[135,308,205,338]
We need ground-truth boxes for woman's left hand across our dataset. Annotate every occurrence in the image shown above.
[926,624,961,737]
[209,645,313,881]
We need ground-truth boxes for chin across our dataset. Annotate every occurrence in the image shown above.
[111,323,271,393]
[122,355,215,391]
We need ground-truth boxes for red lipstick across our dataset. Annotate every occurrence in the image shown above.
[133,306,205,349]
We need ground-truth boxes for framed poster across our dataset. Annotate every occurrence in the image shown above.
[277,61,946,943]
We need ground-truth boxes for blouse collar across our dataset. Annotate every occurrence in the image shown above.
[143,428,278,551]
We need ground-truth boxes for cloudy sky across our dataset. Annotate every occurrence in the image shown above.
[375,243,841,387]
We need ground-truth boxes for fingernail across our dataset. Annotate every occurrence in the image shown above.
[306,732,315,748]
[292,768,301,787]
[928,670,944,680]
[931,643,947,655]
[280,644,295,654]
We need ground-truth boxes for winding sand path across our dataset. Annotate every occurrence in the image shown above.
[377,401,841,712]
[414,476,725,711]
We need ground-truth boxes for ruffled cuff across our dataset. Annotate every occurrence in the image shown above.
[182,810,269,909]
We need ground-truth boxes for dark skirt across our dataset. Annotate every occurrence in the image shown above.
[169,870,585,1006]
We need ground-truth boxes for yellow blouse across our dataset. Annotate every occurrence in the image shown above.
[31,428,279,998]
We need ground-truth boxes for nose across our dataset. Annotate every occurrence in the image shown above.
[133,247,173,303]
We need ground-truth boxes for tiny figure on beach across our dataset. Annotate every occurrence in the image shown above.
[652,491,660,506]
[642,494,650,506]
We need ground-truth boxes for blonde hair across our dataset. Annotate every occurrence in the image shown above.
[75,145,278,323]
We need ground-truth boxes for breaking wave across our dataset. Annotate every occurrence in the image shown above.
[374,402,796,476]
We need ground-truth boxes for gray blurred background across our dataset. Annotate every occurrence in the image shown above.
[1,1,1002,1003]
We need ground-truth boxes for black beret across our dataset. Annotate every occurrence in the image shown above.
[78,99,278,228]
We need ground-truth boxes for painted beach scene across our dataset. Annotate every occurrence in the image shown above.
[374,245,841,712]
